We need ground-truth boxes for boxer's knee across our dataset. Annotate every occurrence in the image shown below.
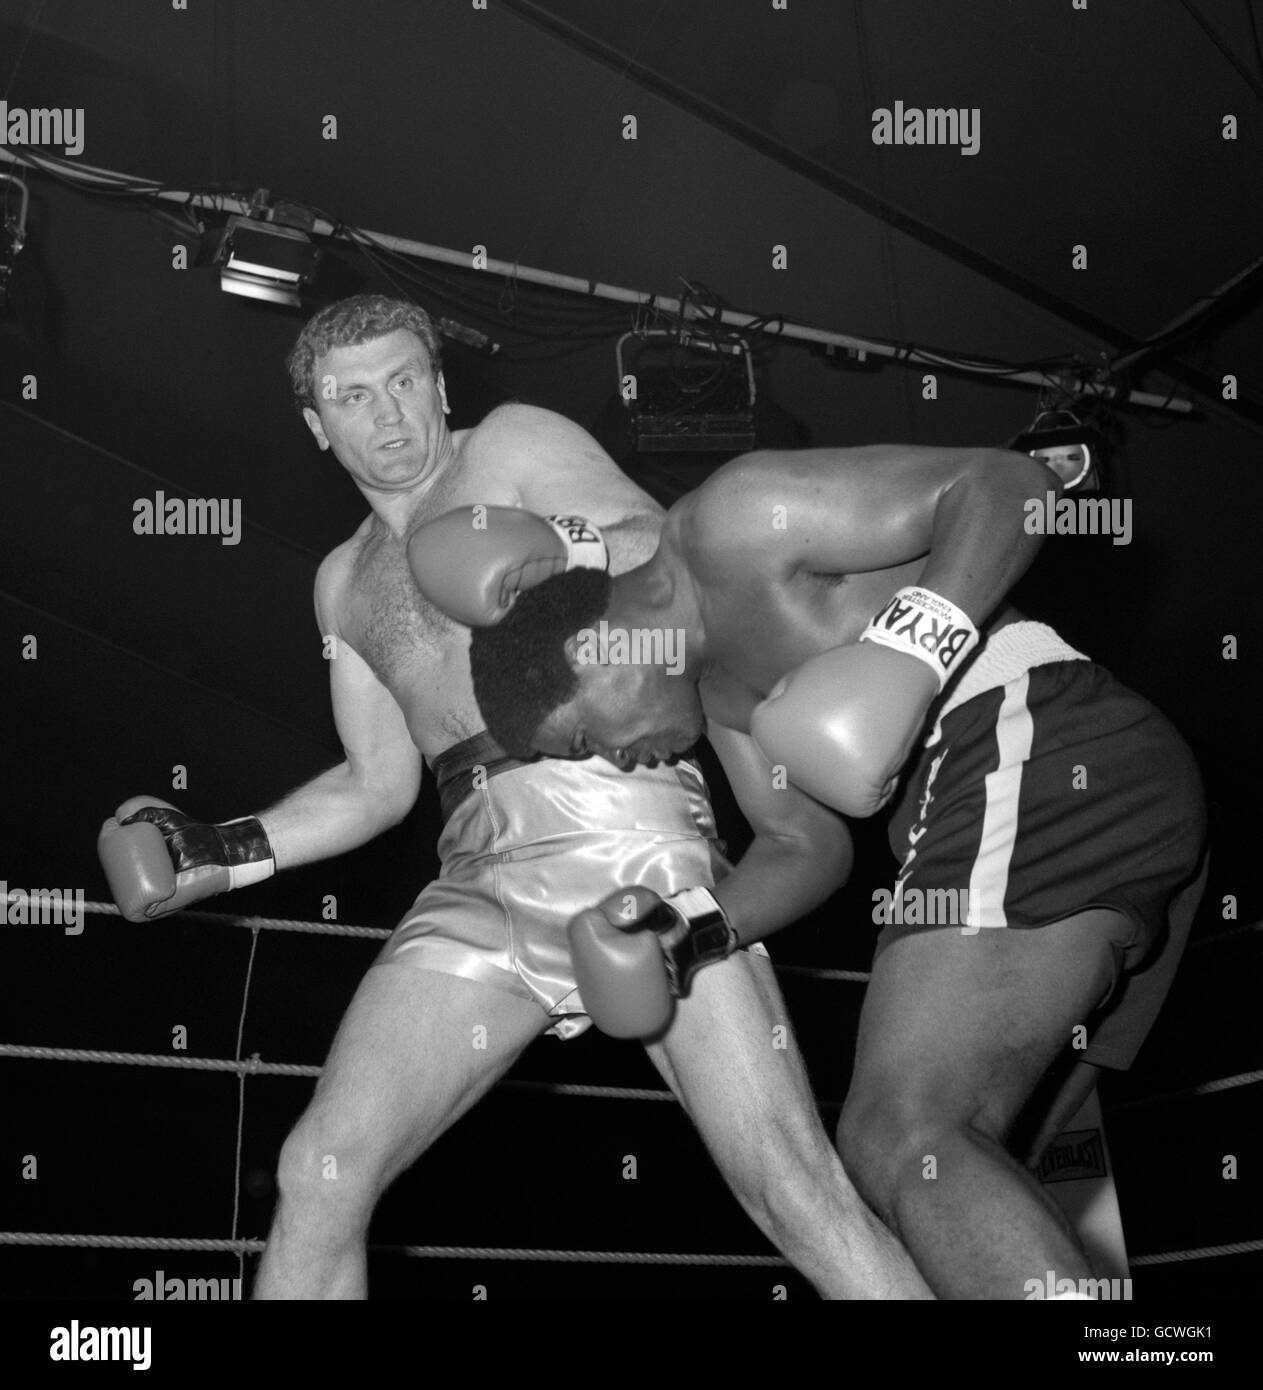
[838,1094,902,1213]
[274,1106,389,1219]
[838,1084,978,1217]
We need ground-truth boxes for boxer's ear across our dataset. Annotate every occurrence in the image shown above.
[567,626,606,670]
[437,373,450,415]
[302,407,331,451]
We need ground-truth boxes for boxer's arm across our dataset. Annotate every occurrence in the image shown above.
[475,404,663,573]
[703,719,854,947]
[254,555,423,868]
[700,447,1057,817]
[694,444,1059,620]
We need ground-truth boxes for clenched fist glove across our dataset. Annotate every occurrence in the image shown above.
[98,796,275,922]
[568,885,738,1038]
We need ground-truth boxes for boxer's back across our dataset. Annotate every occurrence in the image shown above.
[672,448,1017,732]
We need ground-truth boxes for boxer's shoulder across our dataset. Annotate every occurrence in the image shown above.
[676,452,801,579]
[459,401,606,474]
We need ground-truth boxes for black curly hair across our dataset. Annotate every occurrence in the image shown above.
[469,569,613,757]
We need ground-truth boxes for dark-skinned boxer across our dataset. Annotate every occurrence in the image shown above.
[95,295,932,1300]
[410,444,1206,1300]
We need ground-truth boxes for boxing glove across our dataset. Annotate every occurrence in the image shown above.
[568,885,737,1039]
[750,586,979,818]
[98,796,275,923]
[408,505,607,627]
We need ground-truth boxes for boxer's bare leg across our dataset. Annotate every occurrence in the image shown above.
[645,950,933,1299]
[255,964,547,1299]
[837,909,1126,1299]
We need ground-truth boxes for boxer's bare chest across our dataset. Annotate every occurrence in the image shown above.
[346,531,457,683]
[340,463,515,691]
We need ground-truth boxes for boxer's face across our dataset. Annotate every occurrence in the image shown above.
[534,660,705,771]
[302,329,451,492]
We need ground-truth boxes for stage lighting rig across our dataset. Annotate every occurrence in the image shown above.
[215,193,322,307]
[616,330,756,453]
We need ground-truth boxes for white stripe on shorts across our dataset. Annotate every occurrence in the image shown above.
[965,672,1034,929]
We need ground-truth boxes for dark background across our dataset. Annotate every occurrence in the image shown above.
[0,0,1259,1302]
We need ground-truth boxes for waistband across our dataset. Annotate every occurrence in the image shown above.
[430,731,707,824]
[938,621,1088,722]
[430,731,530,824]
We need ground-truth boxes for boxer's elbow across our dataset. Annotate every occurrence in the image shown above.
[799,818,856,888]
[349,760,421,833]
[979,447,1062,504]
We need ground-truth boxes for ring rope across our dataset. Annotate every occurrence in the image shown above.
[0,1044,318,1077]
[3,1229,1259,1269]
[0,1231,787,1267]
[10,899,1257,1280]
[1108,1068,1263,1111]
[71,898,392,939]
[4,1043,1259,1113]
[8,887,1251,1290]
[1190,920,1263,947]
[0,1044,674,1100]
[1129,1237,1263,1266]
[68,901,873,977]
[228,926,263,1282]
[63,898,1262,970]
[768,963,871,983]
[371,1244,789,1267]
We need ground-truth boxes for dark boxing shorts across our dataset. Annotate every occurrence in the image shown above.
[881,622,1207,1070]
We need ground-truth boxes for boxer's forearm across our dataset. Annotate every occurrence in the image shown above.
[711,830,853,947]
[256,761,416,870]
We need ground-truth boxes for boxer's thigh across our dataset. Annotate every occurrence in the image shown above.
[647,949,827,1153]
[293,961,549,1189]
[847,910,1126,1141]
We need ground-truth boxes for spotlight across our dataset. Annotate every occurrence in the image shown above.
[1007,409,1103,492]
[217,213,321,307]
[616,330,756,453]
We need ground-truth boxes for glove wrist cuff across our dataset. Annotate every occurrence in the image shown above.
[661,886,737,994]
[545,514,609,572]
[860,585,979,690]
[214,816,276,889]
